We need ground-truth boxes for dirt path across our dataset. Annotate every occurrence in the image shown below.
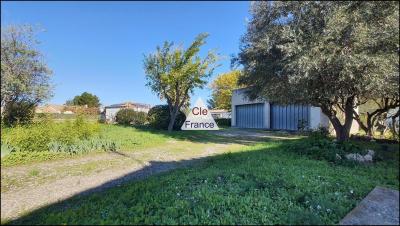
[1,140,243,221]
[211,128,303,140]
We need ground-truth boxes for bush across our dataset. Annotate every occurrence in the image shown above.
[1,116,100,152]
[308,126,330,139]
[2,101,36,126]
[147,105,185,130]
[115,109,147,126]
[214,118,231,127]
[286,135,366,164]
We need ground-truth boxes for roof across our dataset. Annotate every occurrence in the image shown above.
[209,109,230,113]
[105,102,151,109]
[35,104,65,114]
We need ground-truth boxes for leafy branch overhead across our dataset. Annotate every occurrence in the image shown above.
[236,1,399,141]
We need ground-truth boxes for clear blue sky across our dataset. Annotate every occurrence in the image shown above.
[1,1,250,107]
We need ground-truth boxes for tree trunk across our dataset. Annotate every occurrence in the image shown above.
[167,107,179,132]
[329,116,351,142]
[321,96,355,142]
[366,120,374,137]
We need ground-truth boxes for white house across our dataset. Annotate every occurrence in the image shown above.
[102,102,151,122]
[209,109,231,119]
[231,88,359,133]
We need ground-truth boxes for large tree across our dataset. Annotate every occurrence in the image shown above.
[143,33,218,132]
[67,92,100,107]
[1,24,53,125]
[209,70,241,110]
[236,1,399,141]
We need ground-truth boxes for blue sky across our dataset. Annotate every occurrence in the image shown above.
[1,1,250,107]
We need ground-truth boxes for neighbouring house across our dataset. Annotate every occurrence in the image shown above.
[35,104,101,115]
[209,109,231,119]
[231,88,359,133]
[35,104,66,114]
[102,102,152,123]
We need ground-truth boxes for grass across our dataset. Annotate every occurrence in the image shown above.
[7,138,399,225]
[1,124,212,166]
[1,122,246,167]
[1,126,245,194]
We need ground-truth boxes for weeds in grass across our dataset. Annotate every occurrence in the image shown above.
[7,140,398,225]
[28,169,40,177]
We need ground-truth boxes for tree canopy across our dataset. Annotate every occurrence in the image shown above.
[1,24,53,125]
[67,92,100,107]
[143,33,218,132]
[209,70,241,110]
[236,1,399,141]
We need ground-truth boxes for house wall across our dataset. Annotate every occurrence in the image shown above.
[105,108,121,122]
[232,89,359,134]
[309,107,330,129]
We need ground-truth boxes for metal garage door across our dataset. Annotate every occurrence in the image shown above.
[270,104,310,130]
[236,104,264,128]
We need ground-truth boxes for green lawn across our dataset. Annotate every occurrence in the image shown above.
[7,138,399,225]
[1,124,218,166]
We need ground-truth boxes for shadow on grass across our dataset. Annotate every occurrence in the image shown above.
[5,136,399,225]
[5,140,292,225]
[126,125,300,146]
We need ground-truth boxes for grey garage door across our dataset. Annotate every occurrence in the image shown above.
[270,104,310,130]
[236,103,264,128]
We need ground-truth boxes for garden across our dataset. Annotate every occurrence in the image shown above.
[3,130,398,225]
[1,110,399,224]
[1,1,399,225]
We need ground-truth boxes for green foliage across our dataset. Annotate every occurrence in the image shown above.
[214,118,231,127]
[147,105,185,130]
[1,142,16,157]
[1,101,36,126]
[1,24,53,118]
[286,135,367,164]
[236,2,399,141]
[1,151,69,167]
[48,138,118,155]
[237,1,399,103]
[209,71,241,110]
[1,116,100,153]
[143,33,218,131]
[1,124,173,165]
[67,92,100,107]
[7,140,398,225]
[115,109,147,126]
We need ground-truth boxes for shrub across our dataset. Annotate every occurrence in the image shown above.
[147,105,185,130]
[309,126,330,139]
[214,118,231,127]
[1,117,100,152]
[2,101,36,126]
[115,109,147,126]
[286,135,367,164]
[4,121,53,152]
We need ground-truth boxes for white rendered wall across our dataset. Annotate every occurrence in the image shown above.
[312,107,360,134]
[309,107,330,130]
